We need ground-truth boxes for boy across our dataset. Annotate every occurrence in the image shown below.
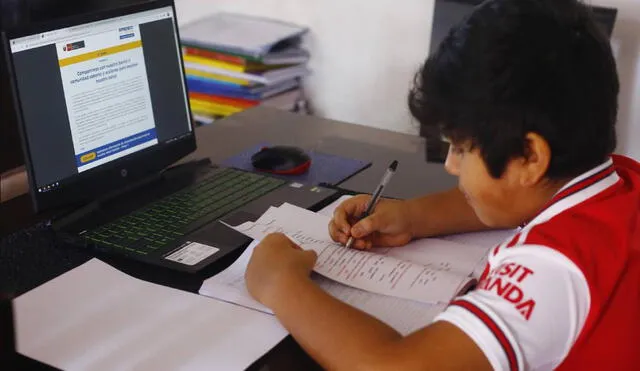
[244,0,640,369]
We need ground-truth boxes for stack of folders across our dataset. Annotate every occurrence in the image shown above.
[179,12,310,123]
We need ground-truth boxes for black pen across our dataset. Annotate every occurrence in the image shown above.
[345,160,398,249]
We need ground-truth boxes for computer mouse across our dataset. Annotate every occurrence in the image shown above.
[251,145,311,175]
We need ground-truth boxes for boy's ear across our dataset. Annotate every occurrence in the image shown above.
[520,132,551,187]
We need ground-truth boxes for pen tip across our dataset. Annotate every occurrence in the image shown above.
[389,160,398,171]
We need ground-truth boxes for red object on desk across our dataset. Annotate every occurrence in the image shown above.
[262,159,312,175]
[251,145,312,175]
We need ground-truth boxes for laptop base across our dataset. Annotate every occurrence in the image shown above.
[54,161,337,273]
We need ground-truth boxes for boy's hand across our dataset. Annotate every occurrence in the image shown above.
[245,233,317,307]
[328,195,415,250]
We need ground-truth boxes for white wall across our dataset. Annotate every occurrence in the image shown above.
[175,0,434,135]
[592,0,640,160]
[175,0,639,160]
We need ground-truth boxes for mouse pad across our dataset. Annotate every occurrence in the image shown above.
[221,143,371,186]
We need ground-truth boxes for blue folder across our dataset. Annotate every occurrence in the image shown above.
[187,77,299,100]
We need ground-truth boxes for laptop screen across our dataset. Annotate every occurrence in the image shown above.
[8,5,192,194]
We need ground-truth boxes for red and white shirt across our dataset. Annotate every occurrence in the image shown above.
[435,154,640,370]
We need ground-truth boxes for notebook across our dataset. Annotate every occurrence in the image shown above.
[186,77,300,100]
[183,54,310,85]
[179,12,309,61]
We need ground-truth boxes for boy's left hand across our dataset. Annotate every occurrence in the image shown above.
[245,233,317,307]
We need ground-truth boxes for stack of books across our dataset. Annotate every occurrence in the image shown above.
[180,13,311,123]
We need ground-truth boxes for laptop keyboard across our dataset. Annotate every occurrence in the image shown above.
[83,168,286,256]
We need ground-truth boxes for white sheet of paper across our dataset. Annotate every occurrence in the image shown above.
[315,277,447,336]
[200,241,446,335]
[231,205,472,304]
[370,238,487,275]
[317,194,353,218]
[438,229,516,248]
[200,240,273,315]
[14,259,287,371]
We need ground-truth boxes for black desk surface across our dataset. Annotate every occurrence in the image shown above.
[0,107,456,370]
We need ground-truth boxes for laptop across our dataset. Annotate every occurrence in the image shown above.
[1,0,337,273]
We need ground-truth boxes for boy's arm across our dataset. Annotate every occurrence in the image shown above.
[248,234,493,371]
[248,234,589,371]
[270,276,493,371]
[407,188,491,238]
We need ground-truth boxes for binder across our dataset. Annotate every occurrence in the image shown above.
[186,76,299,100]
[183,58,309,86]
[180,12,309,61]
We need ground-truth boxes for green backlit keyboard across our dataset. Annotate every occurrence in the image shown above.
[83,168,285,255]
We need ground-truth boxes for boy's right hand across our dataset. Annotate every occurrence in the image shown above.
[328,195,415,250]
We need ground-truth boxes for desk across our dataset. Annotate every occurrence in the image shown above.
[0,107,456,370]
[186,107,456,199]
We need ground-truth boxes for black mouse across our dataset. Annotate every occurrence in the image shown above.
[251,145,311,175]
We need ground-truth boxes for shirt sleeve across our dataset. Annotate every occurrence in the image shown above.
[434,244,590,371]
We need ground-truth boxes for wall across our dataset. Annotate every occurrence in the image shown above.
[593,0,640,160]
[175,0,434,135]
[175,0,639,160]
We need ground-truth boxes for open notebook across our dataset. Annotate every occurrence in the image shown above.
[201,202,504,335]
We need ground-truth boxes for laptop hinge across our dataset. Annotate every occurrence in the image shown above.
[52,158,212,230]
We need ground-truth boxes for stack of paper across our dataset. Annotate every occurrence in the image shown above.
[180,13,310,122]
[201,203,496,335]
